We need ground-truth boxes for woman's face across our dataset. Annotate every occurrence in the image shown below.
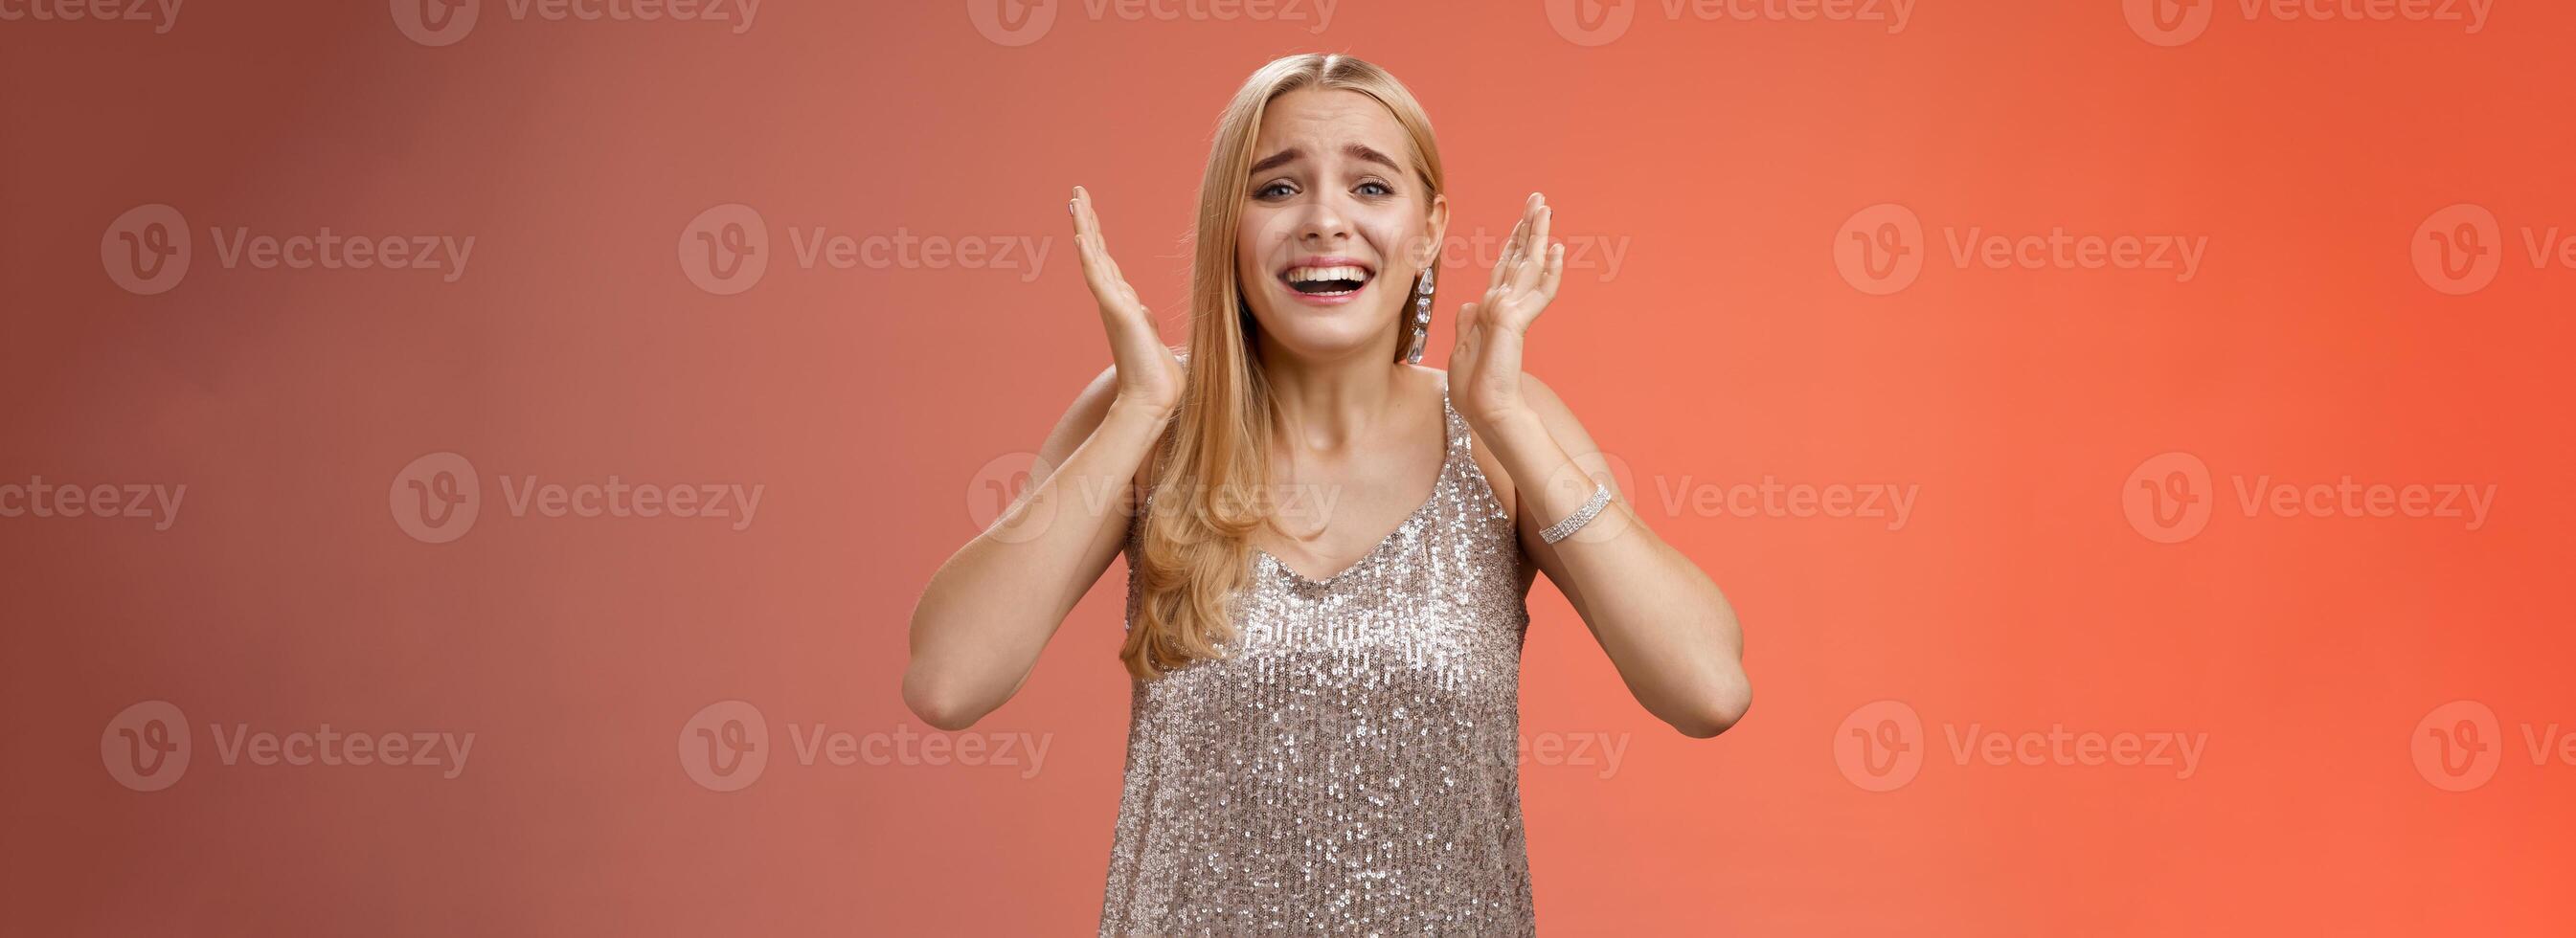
[1235,87,1447,362]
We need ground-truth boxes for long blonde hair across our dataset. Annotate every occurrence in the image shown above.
[1122,54,1448,681]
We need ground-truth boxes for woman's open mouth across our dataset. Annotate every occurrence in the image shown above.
[1278,259,1373,304]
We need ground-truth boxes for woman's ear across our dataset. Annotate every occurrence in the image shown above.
[1423,193,1451,270]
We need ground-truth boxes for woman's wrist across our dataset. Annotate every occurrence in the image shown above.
[1106,394,1178,428]
[1468,404,1548,450]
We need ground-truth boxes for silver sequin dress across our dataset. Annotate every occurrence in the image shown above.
[1101,380,1537,936]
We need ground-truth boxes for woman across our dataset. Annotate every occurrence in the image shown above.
[905,54,1749,934]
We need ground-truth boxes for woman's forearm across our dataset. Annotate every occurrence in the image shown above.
[1481,408,1750,737]
[904,401,1169,730]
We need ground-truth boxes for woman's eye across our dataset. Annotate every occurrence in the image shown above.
[1255,181,1297,199]
[1356,181,1392,197]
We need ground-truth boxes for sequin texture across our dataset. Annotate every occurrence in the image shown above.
[1101,380,1535,936]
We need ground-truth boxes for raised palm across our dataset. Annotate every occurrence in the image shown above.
[1071,186,1185,416]
[1450,193,1564,432]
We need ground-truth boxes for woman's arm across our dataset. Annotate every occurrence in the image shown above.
[902,188,1183,731]
[1489,376,1750,739]
[902,367,1167,730]
[1449,193,1750,738]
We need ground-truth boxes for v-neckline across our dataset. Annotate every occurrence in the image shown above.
[1254,381,1456,590]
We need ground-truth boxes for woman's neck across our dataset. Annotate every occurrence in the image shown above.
[1256,346,1413,453]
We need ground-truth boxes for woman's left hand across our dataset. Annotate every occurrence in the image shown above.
[1449,192,1565,434]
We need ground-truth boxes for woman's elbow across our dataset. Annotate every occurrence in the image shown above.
[1669,674,1751,739]
[901,663,988,732]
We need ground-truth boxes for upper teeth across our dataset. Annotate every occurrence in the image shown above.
[1287,266,1368,283]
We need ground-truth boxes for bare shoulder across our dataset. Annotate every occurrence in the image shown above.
[1416,367,1606,525]
[1408,365,1515,521]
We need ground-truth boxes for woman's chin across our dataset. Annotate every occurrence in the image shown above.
[1246,311,1395,361]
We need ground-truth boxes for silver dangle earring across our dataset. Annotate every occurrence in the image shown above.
[1403,266,1434,365]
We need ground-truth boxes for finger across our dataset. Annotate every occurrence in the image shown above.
[1538,242,1565,303]
[1073,188,1141,306]
[1487,214,1525,294]
[1516,200,1552,294]
[1506,196,1545,280]
[1071,188,1099,253]
[1515,192,1542,254]
[1511,195,1541,258]
[1079,189,1116,257]
[1072,198,1115,296]
[1451,302,1480,361]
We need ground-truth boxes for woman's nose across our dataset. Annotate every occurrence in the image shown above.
[1296,194,1353,242]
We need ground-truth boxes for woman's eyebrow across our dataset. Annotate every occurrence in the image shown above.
[1343,144,1399,171]
[1249,144,1399,176]
[1250,147,1304,174]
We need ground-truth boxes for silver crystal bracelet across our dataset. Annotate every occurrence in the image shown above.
[1538,482,1613,545]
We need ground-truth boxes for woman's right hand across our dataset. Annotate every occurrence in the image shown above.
[1070,186,1185,420]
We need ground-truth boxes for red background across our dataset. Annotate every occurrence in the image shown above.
[5,1,2570,934]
